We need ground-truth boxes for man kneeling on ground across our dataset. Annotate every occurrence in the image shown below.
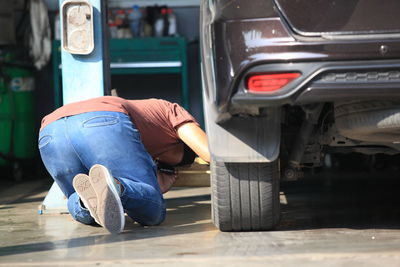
[38,96,210,233]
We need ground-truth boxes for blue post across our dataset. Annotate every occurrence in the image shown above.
[39,0,110,214]
[60,0,110,103]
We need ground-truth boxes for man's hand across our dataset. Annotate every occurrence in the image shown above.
[157,170,178,194]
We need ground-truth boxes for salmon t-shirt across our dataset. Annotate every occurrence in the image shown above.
[40,96,198,160]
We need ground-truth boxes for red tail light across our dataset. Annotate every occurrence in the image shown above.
[247,73,301,93]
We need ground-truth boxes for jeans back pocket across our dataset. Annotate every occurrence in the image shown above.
[38,135,52,149]
[82,116,119,128]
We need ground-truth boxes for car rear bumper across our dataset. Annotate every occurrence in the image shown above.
[231,59,400,109]
[204,17,400,114]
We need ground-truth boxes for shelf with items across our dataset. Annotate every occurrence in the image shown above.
[108,0,199,8]
[108,5,178,39]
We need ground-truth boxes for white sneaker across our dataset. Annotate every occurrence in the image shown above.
[88,164,125,234]
[73,173,101,224]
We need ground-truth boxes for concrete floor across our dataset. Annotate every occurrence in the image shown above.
[1,171,400,266]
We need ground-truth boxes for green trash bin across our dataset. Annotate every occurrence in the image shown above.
[0,67,36,167]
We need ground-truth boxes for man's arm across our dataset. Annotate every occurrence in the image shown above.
[177,122,210,163]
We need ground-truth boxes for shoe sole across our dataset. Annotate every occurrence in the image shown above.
[72,173,100,224]
[89,164,125,234]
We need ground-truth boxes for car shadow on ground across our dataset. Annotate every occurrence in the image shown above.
[278,170,400,231]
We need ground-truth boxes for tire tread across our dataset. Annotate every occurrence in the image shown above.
[211,161,280,231]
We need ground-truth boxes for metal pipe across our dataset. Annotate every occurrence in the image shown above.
[284,104,324,181]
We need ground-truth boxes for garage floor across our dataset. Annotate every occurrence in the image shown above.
[1,170,400,266]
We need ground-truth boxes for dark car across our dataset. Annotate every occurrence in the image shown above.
[200,0,400,231]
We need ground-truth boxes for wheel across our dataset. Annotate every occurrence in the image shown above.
[335,100,400,142]
[211,160,280,231]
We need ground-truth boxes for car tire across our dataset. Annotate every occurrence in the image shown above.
[211,160,280,231]
[335,100,400,142]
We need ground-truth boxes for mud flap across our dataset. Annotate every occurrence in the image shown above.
[203,96,281,163]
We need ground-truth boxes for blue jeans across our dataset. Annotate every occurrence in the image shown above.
[39,111,165,226]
